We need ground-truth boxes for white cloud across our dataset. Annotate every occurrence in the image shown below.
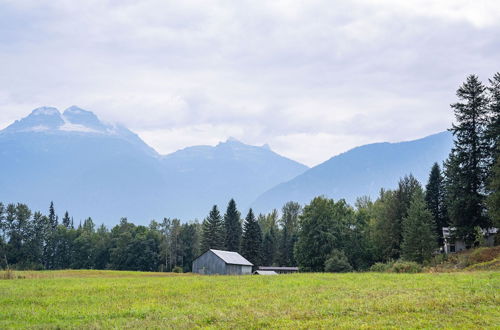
[0,0,498,166]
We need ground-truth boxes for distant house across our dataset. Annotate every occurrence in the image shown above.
[442,227,498,253]
[257,266,299,274]
[192,249,253,275]
[253,270,278,275]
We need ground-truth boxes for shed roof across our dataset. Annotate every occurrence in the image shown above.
[253,270,278,275]
[210,249,253,266]
[258,266,299,271]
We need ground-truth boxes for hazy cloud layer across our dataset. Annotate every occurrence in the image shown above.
[1,0,499,166]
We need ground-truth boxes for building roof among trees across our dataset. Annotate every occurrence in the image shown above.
[258,266,299,271]
[210,249,253,266]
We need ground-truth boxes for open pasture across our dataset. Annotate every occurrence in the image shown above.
[1,270,499,328]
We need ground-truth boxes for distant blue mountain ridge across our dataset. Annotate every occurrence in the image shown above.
[0,106,307,224]
[0,106,453,225]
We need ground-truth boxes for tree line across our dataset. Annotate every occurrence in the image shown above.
[0,73,498,272]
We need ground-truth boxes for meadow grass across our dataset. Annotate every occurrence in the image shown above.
[0,270,499,328]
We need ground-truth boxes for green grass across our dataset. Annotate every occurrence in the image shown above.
[1,270,499,328]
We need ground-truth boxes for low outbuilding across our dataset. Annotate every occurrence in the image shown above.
[192,249,253,275]
[253,270,278,275]
[257,266,299,274]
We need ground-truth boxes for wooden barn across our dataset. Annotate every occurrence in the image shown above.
[192,249,253,275]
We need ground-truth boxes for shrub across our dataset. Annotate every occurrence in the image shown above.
[369,262,393,272]
[324,249,353,273]
[172,266,183,273]
[390,261,422,273]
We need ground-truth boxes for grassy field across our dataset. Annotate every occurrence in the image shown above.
[0,270,499,328]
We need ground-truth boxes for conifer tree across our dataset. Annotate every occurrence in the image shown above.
[401,190,437,263]
[446,74,490,239]
[486,72,500,171]
[241,209,262,266]
[278,201,300,266]
[261,225,277,266]
[425,163,448,245]
[62,211,71,228]
[224,199,242,252]
[487,156,500,228]
[201,205,225,251]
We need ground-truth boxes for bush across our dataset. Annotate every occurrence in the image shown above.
[390,261,422,273]
[172,266,183,273]
[324,250,353,273]
[369,261,422,273]
[369,262,394,272]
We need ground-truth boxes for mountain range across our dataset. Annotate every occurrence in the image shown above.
[0,106,453,225]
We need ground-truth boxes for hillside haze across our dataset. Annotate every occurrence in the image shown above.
[252,131,454,213]
[0,107,308,224]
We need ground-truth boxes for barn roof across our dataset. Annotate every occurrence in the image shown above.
[210,249,253,266]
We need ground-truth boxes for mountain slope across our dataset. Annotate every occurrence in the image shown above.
[252,131,454,213]
[0,107,308,224]
[160,138,308,219]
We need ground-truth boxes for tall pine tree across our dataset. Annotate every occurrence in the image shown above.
[241,209,262,266]
[201,205,225,251]
[224,199,242,252]
[446,74,490,240]
[425,163,448,245]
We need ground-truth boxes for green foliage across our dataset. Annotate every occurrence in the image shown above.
[224,199,242,252]
[324,249,353,272]
[487,155,500,228]
[295,197,353,271]
[446,74,491,239]
[371,175,423,262]
[278,201,301,267]
[390,261,422,273]
[201,205,225,251]
[172,266,183,273]
[425,163,448,245]
[241,209,262,266]
[369,262,394,272]
[369,260,422,273]
[401,190,437,264]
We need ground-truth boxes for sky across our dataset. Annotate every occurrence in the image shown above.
[0,0,499,167]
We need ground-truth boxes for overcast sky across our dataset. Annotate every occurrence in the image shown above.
[0,0,499,166]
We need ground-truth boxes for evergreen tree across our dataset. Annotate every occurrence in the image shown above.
[261,224,277,266]
[487,156,500,228]
[224,199,242,252]
[446,74,490,239]
[278,201,301,266]
[425,163,448,245]
[241,209,262,266]
[62,211,71,228]
[0,203,6,269]
[48,202,58,229]
[486,72,500,172]
[401,190,437,264]
[201,205,225,251]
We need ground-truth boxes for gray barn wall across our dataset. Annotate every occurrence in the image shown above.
[192,250,252,275]
[193,251,227,274]
[226,264,252,275]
